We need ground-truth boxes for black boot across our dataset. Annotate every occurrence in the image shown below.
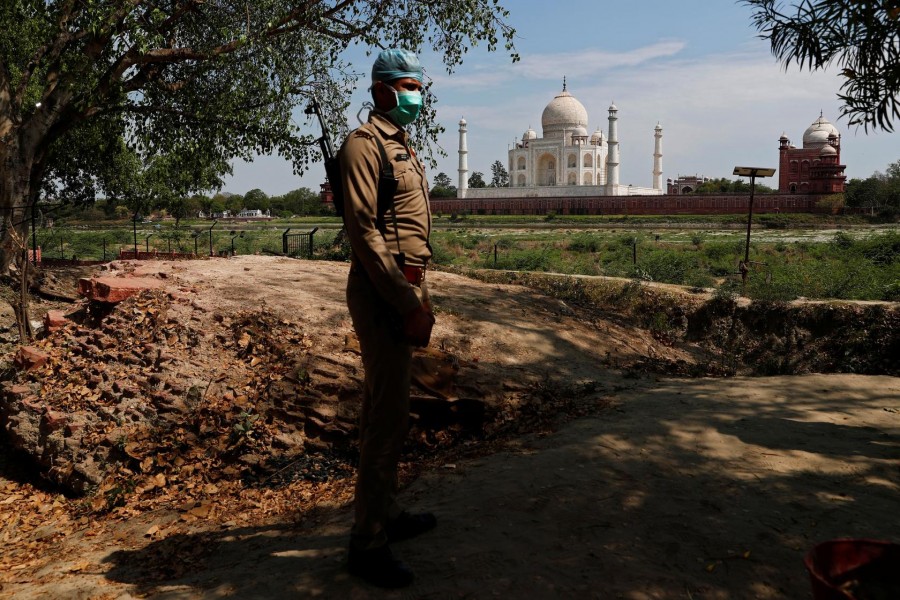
[386,511,437,543]
[348,538,414,588]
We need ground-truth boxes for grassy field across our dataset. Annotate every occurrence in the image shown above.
[430,227,900,302]
[32,218,899,302]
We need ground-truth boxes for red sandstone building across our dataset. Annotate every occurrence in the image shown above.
[667,175,710,195]
[778,114,846,194]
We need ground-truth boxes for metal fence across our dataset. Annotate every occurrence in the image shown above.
[282,227,318,259]
[29,225,331,263]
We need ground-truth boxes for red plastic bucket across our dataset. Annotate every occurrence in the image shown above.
[804,539,900,600]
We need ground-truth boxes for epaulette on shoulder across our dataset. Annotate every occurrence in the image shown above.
[353,129,375,140]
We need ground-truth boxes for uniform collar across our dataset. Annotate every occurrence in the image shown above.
[369,110,407,141]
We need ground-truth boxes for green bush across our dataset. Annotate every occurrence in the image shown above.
[831,231,854,249]
[567,234,600,253]
[492,247,557,272]
[883,281,900,301]
[638,251,695,285]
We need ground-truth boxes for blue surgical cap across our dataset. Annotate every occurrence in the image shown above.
[371,49,423,83]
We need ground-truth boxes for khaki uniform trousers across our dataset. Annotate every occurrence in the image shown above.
[347,269,429,541]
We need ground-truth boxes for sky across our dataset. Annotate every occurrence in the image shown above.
[220,0,898,197]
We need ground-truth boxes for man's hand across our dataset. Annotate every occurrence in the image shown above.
[403,304,435,347]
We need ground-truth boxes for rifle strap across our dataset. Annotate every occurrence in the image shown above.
[371,136,402,257]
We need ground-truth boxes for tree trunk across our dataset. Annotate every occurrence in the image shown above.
[0,141,38,274]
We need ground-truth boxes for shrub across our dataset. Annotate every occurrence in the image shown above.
[567,234,600,253]
[883,281,900,301]
[816,193,845,213]
[638,251,699,286]
[831,231,854,249]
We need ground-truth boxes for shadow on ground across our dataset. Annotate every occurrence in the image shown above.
[99,374,900,600]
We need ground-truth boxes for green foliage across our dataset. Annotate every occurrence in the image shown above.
[491,247,557,272]
[831,231,854,249]
[639,252,713,288]
[744,0,900,131]
[268,187,331,217]
[883,281,900,301]
[430,185,457,198]
[433,172,453,188]
[243,189,270,211]
[0,0,518,269]
[692,177,776,194]
[431,228,899,301]
[567,234,600,253]
[845,159,900,213]
[469,172,487,188]
[816,193,846,212]
[490,160,509,187]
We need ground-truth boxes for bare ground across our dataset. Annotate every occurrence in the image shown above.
[1,256,898,599]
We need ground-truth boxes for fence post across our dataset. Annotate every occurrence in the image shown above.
[282,228,291,254]
[308,227,319,259]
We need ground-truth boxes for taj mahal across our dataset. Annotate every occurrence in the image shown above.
[457,80,664,199]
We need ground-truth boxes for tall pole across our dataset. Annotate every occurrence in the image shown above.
[733,166,774,286]
[208,219,217,256]
[744,174,756,264]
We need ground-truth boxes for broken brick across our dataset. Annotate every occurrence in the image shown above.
[44,309,70,332]
[43,410,68,432]
[14,346,50,372]
[78,276,164,303]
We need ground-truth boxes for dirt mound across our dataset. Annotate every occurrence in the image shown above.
[1,259,626,505]
[462,268,900,376]
[1,257,897,599]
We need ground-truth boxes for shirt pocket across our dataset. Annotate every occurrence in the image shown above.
[394,163,421,193]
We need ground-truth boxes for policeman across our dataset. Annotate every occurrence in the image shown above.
[341,48,436,588]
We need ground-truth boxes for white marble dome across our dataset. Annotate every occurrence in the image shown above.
[820,143,837,156]
[541,89,588,137]
[522,127,537,141]
[802,115,839,149]
[590,127,604,144]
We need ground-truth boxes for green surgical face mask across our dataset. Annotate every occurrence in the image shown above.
[388,88,423,125]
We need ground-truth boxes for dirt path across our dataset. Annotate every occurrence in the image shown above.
[1,258,898,599]
[7,374,898,599]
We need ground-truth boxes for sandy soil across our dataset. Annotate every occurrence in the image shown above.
[1,256,898,599]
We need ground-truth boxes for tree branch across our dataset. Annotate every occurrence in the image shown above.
[13,0,79,109]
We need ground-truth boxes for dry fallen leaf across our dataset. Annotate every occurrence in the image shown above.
[237,332,251,349]
[189,504,212,518]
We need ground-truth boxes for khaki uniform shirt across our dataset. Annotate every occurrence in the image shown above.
[341,111,432,315]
